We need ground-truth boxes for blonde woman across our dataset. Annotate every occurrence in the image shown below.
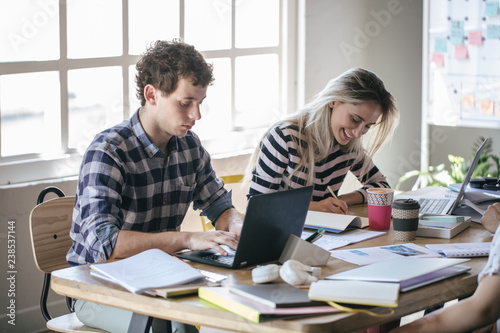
[247,68,399,214]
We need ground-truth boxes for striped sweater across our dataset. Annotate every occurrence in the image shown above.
[248,123,390,203]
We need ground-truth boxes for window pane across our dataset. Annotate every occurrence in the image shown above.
[128,0,180,55]
[129,65,141,113]
[68,67,123,152]
[195,58,232,140]
[67,0,122,59]
[185,0,231,51]
[235,0,279,48]
[0,0,60,62]
[0,72,61,156]
[235,54,280,129]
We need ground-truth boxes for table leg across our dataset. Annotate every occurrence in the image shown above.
[127,313,153,333]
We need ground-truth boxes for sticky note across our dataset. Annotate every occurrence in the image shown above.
[480,100,495,115]
[455,45,469,60]
[434,38,447,52]
[450,20,464,45]
[485,2,499,16]
[431,53,445,67]
[461,95,475,109]
[468,30,483,45]
[487,24,500,39]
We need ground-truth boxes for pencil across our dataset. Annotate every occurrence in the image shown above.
[327,186,337,199]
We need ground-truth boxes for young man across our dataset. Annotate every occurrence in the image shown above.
[67,40,244,333]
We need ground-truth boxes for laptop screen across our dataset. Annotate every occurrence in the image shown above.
[449,137,489,213]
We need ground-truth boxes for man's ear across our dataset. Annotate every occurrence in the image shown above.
[144,84,157,105]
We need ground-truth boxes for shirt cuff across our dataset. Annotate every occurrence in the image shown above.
[201,190,234,224]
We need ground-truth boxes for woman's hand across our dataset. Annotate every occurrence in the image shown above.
[309,197,348,214]
[481,202,500,234]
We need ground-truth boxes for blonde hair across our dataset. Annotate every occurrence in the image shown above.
[246,67,399,187]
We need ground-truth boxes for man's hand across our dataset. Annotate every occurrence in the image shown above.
[481,202,500,234]
[310,197,348,214]
[185,231,239,256]
[214,207,244,236]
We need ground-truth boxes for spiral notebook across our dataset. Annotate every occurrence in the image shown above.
[425,242,492,257]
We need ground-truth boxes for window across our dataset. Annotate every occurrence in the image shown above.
[0,0,296,185]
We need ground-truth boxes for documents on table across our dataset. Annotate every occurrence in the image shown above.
[426,242,492,257]
[330,243,441,265]
[301,228,386,251]
[90,248,206,294]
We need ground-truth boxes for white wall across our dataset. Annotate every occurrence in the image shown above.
[0,2,425,332]
[302,0,424,190]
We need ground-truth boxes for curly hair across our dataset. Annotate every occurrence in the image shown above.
[135,39,214,106]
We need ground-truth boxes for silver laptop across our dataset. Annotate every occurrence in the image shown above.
[396,137,489,216]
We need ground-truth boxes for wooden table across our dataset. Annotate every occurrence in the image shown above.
[51,203,493,333]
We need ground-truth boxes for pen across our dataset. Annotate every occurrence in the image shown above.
[327,186,337,199]
[310,233,323,243]
[328,185,348,215]
[306,228,325,242]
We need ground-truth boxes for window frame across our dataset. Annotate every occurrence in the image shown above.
[0,0,297,186]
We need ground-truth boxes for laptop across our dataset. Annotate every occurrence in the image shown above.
[176,186,313,269]
[396,137,489,216]
[325,257,471,292]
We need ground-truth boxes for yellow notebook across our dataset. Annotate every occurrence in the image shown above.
[199,286,338,323]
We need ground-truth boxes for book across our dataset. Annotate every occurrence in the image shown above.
[416,217,471,239]
[308,280,400,307]
[426,242,492,257]
[325,257,470,291]
[90,248,205,294]
[153,270,227,298]
[228,283,323,308]
[198,287,338,323]
[304,210,368,233]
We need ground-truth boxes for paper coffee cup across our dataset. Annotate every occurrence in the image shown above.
[392,199,420,241]
[367,188,394,230]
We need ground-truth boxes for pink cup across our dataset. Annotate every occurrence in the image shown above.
[366,188,394,230]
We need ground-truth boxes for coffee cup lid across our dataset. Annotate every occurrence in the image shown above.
[392,198,420,210]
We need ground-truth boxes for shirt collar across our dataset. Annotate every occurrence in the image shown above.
[130,109,179,158]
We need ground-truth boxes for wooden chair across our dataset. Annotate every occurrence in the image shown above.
[29,186,106,332]
[200,174,246,231]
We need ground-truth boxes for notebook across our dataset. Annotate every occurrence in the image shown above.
[396,137,489,216]
[325,257,470,292]
[228,283,323,308]
[176,186,313,269]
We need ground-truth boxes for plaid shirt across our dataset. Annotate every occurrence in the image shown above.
[67,110,232,266]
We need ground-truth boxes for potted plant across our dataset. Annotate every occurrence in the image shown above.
[396,137,499,191]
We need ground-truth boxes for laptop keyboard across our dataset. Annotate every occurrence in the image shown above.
[418,198,449,215]
[201,254,235,265]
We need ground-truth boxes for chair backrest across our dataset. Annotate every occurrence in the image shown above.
[29,195,75,273]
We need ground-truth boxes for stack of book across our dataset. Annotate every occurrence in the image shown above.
[198,283,338,323]
[417,215,472,239]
